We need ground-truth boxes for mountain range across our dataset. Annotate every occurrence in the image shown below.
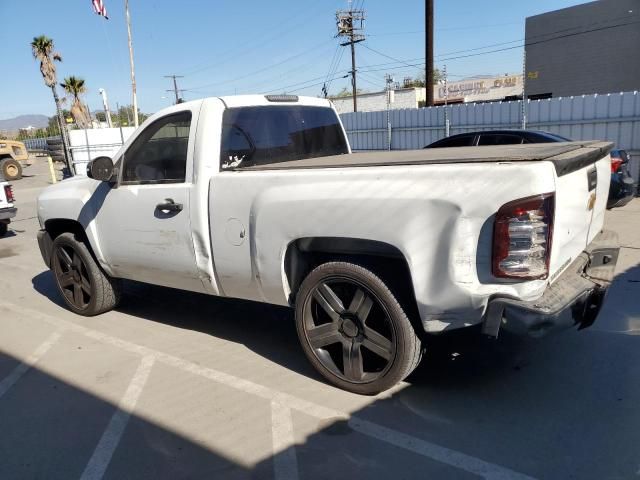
[0,114,49,131]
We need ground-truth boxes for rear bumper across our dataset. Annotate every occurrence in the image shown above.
[0,207,17,222]
[482,230,619,338]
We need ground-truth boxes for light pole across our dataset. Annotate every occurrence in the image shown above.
[98,88,113,128]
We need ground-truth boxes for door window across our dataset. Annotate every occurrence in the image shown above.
[121,112,192,184]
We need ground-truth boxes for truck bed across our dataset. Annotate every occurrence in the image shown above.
[236,141,613,177]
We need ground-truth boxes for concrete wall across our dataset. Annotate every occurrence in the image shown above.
[332,88,422,114]
[526,0,640,98]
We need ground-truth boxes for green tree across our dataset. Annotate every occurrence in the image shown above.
[31,35,71,168]
[60,76,90,128]
[115,105,148,126]
[334,87,367,98]
[403,69,443,88]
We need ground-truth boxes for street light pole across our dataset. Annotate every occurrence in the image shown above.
[125,0,139,128]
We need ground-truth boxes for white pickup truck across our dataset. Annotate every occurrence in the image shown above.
[36,95,619,394]
[0,174,16,237]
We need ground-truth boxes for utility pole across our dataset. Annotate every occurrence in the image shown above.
[336,2,365,112]
[425,0,434,107]
[443,64,450,137]
[125,0,139,128]
[521,49,527,130]
[385,74,394,151]
[165,75,184,104]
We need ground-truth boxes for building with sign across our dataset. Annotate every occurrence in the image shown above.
[330,74,523,114]
[434,75,522,105]
[525,0,640,98]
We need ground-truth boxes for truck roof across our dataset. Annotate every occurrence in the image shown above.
[235,141,613,177]
[217,95,333,109]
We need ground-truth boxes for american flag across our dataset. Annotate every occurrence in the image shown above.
[92,0,109,19]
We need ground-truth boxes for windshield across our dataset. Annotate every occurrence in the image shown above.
[220,105,348,169]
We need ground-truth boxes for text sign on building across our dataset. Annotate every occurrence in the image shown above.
[436,74,523,103]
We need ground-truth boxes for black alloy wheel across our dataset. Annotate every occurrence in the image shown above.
[53,243,92,311]
[296,262,422,395]
[50,232,121,316]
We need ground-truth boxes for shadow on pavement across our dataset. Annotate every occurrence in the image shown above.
[26,262,640,479]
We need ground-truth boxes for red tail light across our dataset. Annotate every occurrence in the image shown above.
[610,156,623,173]
[4,185,14,203]
[493,193,555,280]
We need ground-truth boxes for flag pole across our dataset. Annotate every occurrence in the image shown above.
[125,0,139,128]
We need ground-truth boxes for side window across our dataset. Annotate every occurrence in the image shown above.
[121,112,192,184]
[478,134,524,146]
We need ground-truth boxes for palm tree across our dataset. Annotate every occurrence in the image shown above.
[61,76,90,128]
[30,35,72,172]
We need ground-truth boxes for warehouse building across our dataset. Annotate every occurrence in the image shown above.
[331,74,523,114]
[525,0,640,98]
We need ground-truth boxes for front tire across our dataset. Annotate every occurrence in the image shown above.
[0,222,7,237]
[295,261,422,395]
[51,232,121,316]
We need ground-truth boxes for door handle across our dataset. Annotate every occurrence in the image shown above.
[156,198,183,213]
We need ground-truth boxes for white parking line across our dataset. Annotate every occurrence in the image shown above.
[0,300,537,479]
[271,401,299,480]
[80,355,155,480]
[0,331,61,399]
[349,417,536,480]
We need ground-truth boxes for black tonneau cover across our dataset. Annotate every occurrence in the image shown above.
[235,141,613,177]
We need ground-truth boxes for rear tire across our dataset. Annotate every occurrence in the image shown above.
[51,232,121,316]
[0,158,22,180]
[0,222,8,237]
[295,261,422,395]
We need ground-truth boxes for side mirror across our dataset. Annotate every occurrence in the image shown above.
[87,156,115,182]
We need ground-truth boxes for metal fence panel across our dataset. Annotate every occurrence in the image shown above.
[341,91,640,183]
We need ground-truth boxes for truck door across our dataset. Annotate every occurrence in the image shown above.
[93,110,205,293]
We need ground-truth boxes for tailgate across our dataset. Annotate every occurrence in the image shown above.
[0,182,10,209]
[548,142,613,280]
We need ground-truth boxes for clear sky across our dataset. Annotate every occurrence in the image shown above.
[0,0,589,119]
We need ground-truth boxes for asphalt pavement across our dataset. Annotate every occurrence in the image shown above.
[1,158,639,479]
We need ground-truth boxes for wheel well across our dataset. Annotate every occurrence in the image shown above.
[284,237,420,319]
[44,218,86,241]
[43,219,98,262]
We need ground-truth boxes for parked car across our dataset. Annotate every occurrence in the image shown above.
[0,173,17,237]
[425,130,636,208]
[36,95,619,394]
[424,130,571,147]
[608,149,637,209]
[0,139,29,180]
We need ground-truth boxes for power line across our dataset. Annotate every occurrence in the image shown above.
[183,39,333,92]
[358,16,640,74]
[179,2,328,77]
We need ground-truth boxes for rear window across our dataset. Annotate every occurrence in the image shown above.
[428,134,475,148]
[220,106,348,169]
[478,134,524,146]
